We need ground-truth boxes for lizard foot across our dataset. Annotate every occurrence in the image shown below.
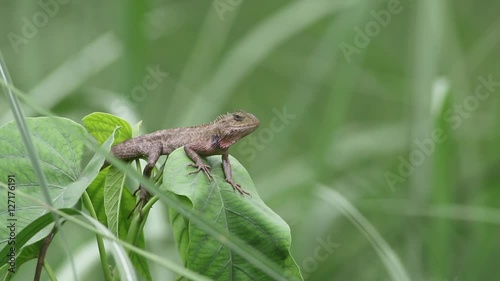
[226,178,251,196]
[129,186,150,219]
[188,163,213,181]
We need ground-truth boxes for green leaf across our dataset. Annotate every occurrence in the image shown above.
[82,110,151,280]
[82,112,132,145]
[132,120,143,138]
[75,210,138,281]
[86,169,109,226]
[84,156,152,280]
[164,148,302,281]
[105,166,128,237]
[0,117,113,252]
[0,264,10,281]
[103,166,153,281]
[0,209,79,280]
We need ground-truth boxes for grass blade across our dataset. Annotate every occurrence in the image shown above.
[0,50,78,280]
[317,185,412,281]
[177,0,359,125]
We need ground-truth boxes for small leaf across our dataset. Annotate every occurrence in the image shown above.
[163,148,303,281]
[105,166,128,237]
[86,167,152,281]
[132,120,143,137]
[82,112,132,145]
[102,165,153,280]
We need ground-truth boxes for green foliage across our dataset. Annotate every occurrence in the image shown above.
[1,0,500,280]
[83,112,152,281]
[0,116,114,280]
[0,209,79,281]
[165,149,302,280]
[0,112,301,280]
[104,166,152,281]
[0,117,112,248]
[83,112,133,145]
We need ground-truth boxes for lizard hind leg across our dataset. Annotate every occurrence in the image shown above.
[129,144,162,218]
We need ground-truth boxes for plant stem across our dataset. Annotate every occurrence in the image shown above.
[35,227,56,281]
[43,260,58,281]
[125,196,159,246]
[82,191,113,281]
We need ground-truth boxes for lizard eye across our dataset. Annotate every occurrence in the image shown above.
[233,114,244,121]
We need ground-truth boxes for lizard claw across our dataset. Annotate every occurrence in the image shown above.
[129,186,150,219]
[226,179,251,196]
[188,163,213,181]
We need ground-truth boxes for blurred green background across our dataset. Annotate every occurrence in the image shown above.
[1,0,499,280]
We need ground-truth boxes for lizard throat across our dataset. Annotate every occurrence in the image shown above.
[217,128,255,149]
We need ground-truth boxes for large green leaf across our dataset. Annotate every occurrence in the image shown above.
[164,148,302,280]
[1,207,140,281]
[0,117,113,251]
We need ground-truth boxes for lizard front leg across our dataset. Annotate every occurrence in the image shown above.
[184,145,213,181]
[222,153,250,196]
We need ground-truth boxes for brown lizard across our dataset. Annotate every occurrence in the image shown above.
[102,110,260,212]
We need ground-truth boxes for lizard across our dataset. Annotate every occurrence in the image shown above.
[101,110,260,213]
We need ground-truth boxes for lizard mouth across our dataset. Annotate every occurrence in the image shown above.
[236,124,259,130]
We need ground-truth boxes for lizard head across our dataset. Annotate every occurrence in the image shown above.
[215,110,260,149]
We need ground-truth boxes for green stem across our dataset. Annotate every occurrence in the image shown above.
[126,160,164,246]
[126,196,159,245]
[112,196,159,280]
[135,159,142,173]
[82,191,113,281]
[117,161,164,278]
[43,260,58,281]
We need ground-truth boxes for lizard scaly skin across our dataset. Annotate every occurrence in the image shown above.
[102,111,260,213]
